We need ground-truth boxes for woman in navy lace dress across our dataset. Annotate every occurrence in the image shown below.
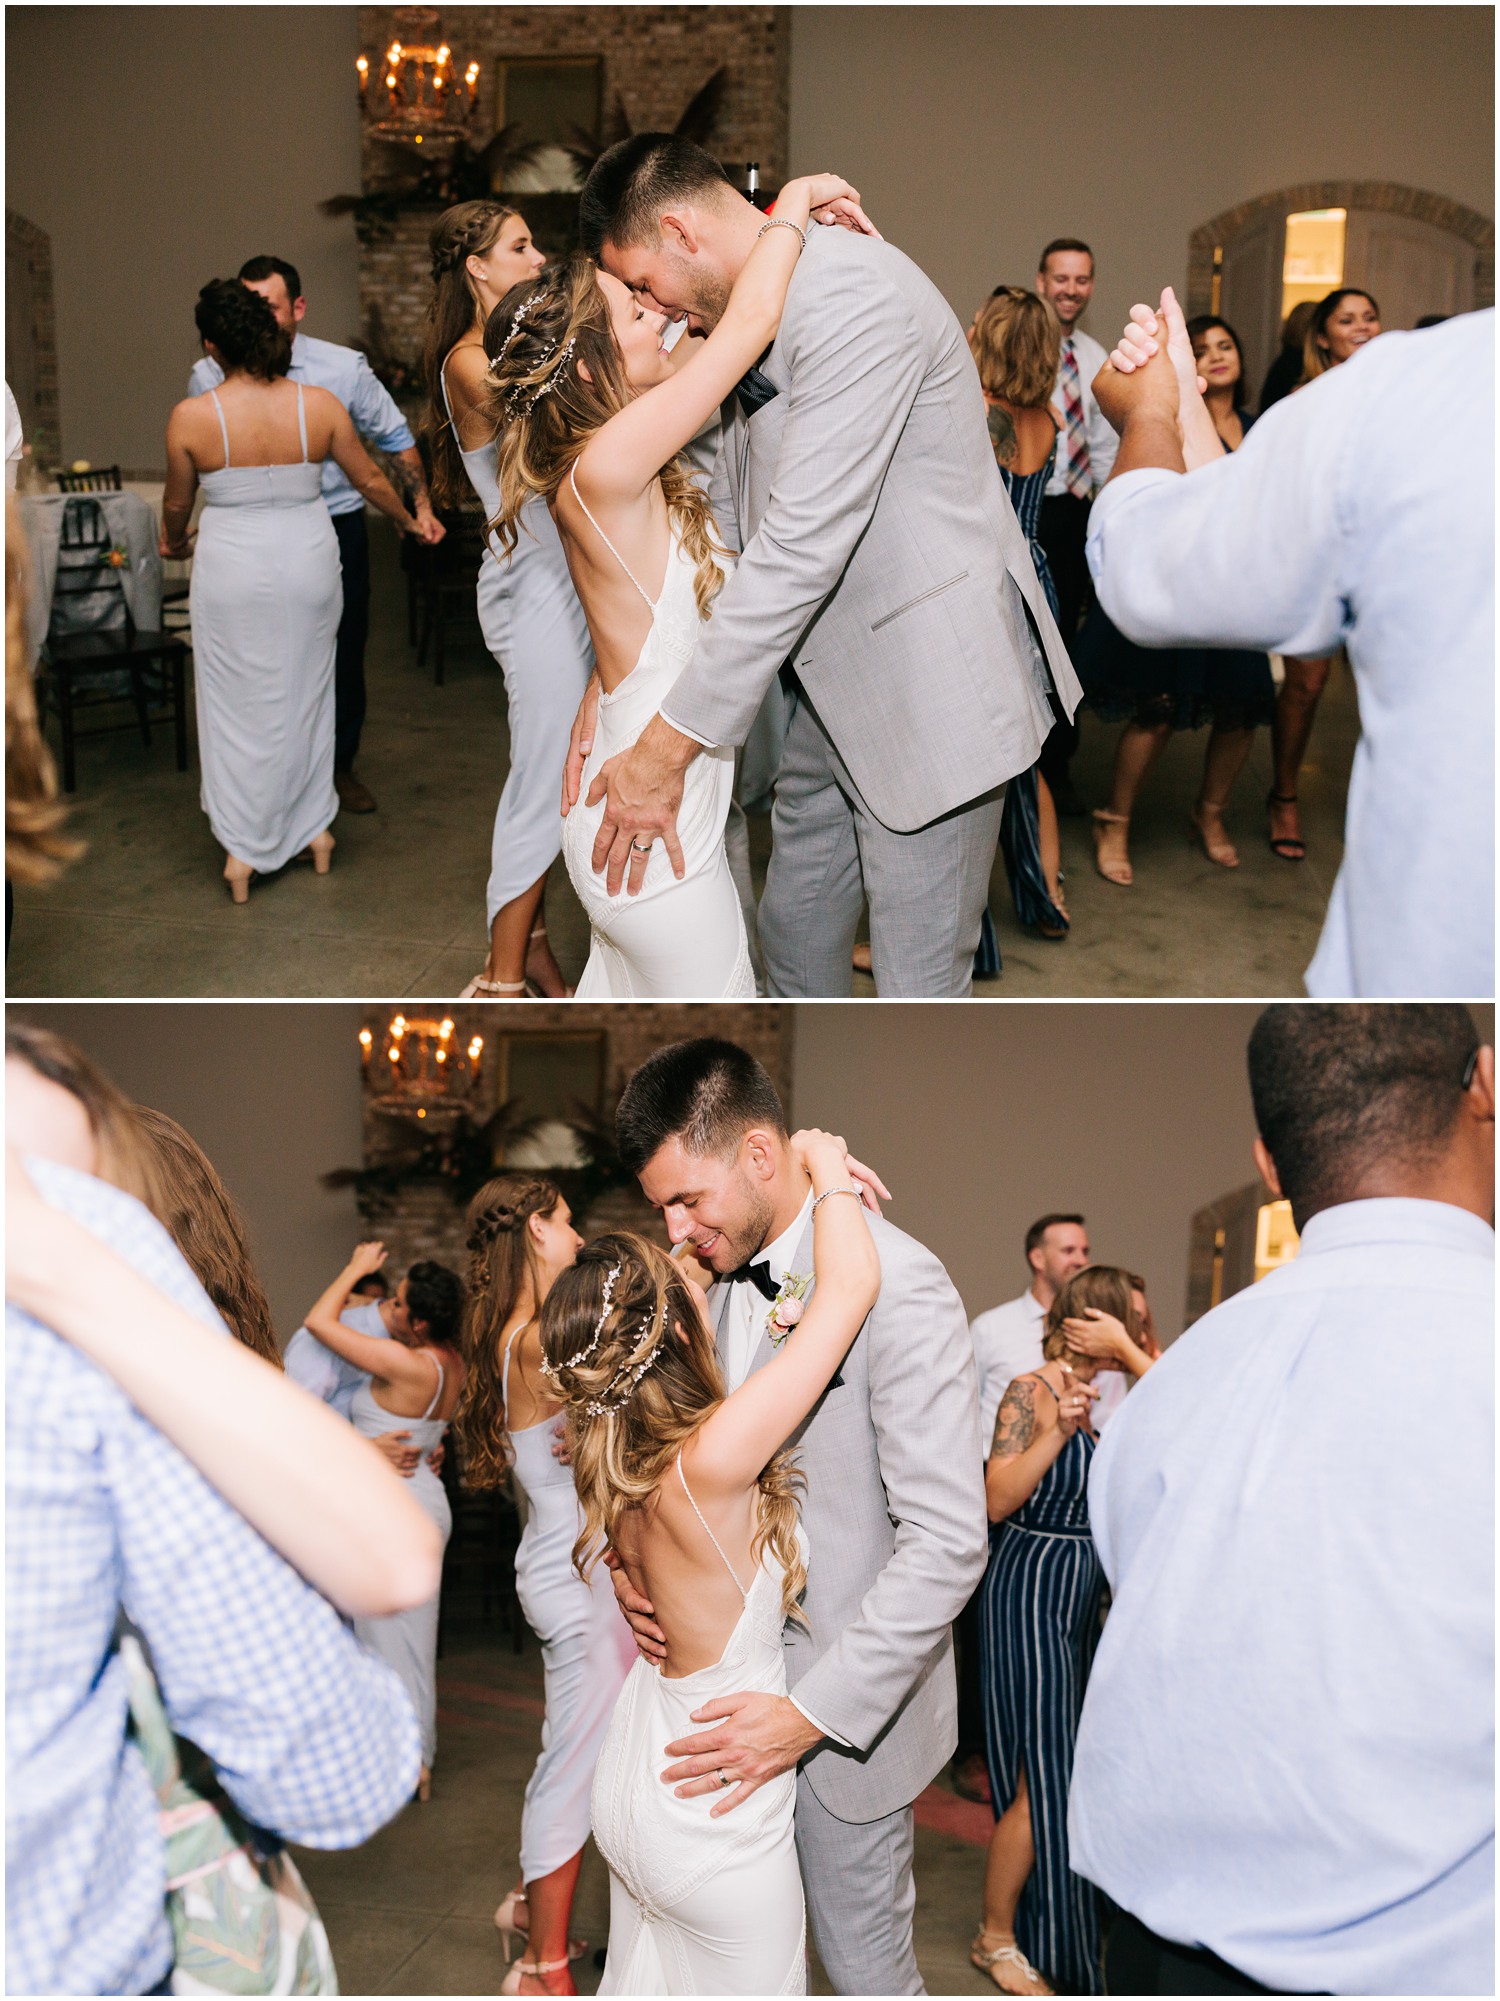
[970,289,1071,977]
[1079,314,1276,888]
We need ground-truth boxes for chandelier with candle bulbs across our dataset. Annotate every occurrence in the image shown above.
[356,8,481,148]
[361,1013,485,1120]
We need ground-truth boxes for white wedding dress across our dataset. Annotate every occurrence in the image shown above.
[562,470,754,999]
[592,1458,808,1996]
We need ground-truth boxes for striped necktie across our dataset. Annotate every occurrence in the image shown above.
[1059,337,1092,498]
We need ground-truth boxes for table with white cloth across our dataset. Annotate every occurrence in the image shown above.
[19,490,164,660]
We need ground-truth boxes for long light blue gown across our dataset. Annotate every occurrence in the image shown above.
[189,385,342,872]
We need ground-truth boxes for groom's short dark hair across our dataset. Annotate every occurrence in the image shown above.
[580,134,735,258]
[617,1038,787,1171]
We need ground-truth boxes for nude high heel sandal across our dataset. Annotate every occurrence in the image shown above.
[1090,809,1133,886]
[494,1891,587,1967]
[309,830,335,874]
[499,1954,570,1996]
[971,1928,1054,1995]
[222,856,256,904]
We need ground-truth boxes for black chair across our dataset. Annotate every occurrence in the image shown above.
[411,510,487,685]
[55,465,123,493]
[436,1474,527,1658]
[37,497,191,793]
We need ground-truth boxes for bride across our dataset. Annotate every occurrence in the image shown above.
[483,175,873,998]
[537,1130,879,1993]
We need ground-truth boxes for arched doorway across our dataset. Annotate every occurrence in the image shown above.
[1187,181,1494,399]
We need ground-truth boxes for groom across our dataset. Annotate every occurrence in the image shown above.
[612,1038,988,1993]
[572,135,1082,998]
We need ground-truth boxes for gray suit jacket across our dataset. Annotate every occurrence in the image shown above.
[662,226,1084,833]
[712,1210,989,1823]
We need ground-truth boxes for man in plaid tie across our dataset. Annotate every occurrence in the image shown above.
[1036,238,1117,814]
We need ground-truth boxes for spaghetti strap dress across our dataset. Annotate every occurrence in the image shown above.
[561,469,754,998]
[349,1354,452,1767]
[593,1456,808,1994]
[439,356,594,929]
[976,422,1070,975]
[502,1331,635,1884]
[979,1377,1104,1994]
[189,384,342,871]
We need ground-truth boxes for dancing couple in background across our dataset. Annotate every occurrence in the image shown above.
[477,1038,988,1993]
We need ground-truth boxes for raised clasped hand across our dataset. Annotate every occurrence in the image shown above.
[661,1690,822,1817]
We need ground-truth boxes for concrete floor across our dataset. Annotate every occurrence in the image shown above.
[293,1613,1001,1998]
[10,521,1356,999]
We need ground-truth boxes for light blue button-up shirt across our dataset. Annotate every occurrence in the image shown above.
[6,1162,421,1997]
[1069,1196,1494,1995]
[283,1298,389,1417]
[189,330,414,515]
[1086,312,1495,1000]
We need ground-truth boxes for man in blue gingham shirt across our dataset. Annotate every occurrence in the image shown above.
[6,1158,422,1995]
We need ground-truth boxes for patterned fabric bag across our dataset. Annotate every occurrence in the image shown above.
[121,1635,339,1995]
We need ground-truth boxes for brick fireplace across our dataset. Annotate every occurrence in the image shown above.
[353,1001,794,1276]
[355,5,791,365]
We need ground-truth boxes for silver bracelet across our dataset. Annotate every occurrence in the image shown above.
[758,216,808,246]
[812,1185,861,1211]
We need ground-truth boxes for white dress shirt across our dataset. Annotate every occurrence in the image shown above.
[1085,312,1495,999]
[1046,326,1119,498]
[188,331,414,517]
[5,382,23,492]
[1070,1197,1495,1996]
[283,1299,388,1418]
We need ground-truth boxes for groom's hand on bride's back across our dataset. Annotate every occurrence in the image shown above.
[586,716,694,896]
[603,1547,669,1662]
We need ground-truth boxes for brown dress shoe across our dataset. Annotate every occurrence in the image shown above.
[335,771,377,813]
[952,1752,992,1805]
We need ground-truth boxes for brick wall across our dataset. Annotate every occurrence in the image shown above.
[355,5,790,360]
[355,1001,794,1274]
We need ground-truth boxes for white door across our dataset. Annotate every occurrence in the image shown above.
[1342,209,1478,328]
[1218,209,1286,402]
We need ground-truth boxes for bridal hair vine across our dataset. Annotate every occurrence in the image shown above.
[505,333,578,418]
[486,294,542,379]
[582,1316,664,1418]
[539,1258,620,1380]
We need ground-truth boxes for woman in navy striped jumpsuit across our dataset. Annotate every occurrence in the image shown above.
[972,1267,1153,1996]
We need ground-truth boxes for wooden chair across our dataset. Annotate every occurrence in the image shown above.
[37,497,191,792]
[412,511,487,685]
[55,465,123,493]
[436,1473,527,1657]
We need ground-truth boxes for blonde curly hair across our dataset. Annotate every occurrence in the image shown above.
[484,256,731,621]
[540,1232,807,1625]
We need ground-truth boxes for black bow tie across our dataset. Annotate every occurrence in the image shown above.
[735,349,779,419]
[724,1260,779,1300]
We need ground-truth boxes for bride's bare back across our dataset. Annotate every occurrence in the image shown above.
[609,1459,762,1676]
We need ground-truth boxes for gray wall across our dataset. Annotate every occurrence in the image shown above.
[12,1003,363,1341]
[788,6,1494,340]
[6,5,363,471]
[792,1003,1265,1337]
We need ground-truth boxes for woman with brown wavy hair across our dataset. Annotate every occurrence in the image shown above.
[483,173,869,999]
[451,1172,631,1996]
[538,1130,879,1994]
[421,203,594,1001]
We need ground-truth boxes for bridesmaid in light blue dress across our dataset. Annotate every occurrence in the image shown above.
[301,1241,467,1800]
[162,281,420,902]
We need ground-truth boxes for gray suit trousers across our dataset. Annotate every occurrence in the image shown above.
[760,683,1004,998]
[796,1772,923,1995]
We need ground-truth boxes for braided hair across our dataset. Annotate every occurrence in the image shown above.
[194,279,292,382]
[542,1234,808,1626]
[420,200,526,508]
[451,1171,564,1489]
[486,255,731,621]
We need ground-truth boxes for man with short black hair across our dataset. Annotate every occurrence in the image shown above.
[1070,1003,1494,1995]
[969,1212,1090,1445]
[573,137,1080,998]
[612,1036,987,1994]
[189,254,444,814]
[1034,237,1116,811]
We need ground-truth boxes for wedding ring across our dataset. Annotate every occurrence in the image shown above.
[631,838,653,853]
[716,1767,732,1788]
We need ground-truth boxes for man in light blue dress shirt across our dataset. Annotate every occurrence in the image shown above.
[1087,303,1494,1001]
[188,254,444,814]
[1070,1003,1494,1995]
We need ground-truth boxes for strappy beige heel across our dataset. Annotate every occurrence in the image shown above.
[499,1952,571,1995]
[971,1928,1054,1995]
[1090,808,1133,886]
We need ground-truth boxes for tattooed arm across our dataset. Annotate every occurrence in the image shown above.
[986,402,1020,473]
[984,1374,1068,1523]
[391,447,445,545]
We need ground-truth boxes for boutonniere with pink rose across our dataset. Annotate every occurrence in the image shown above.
[766,1272,812,1348]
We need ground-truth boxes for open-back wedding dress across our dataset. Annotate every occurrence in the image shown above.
[591,1458,807,1995]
